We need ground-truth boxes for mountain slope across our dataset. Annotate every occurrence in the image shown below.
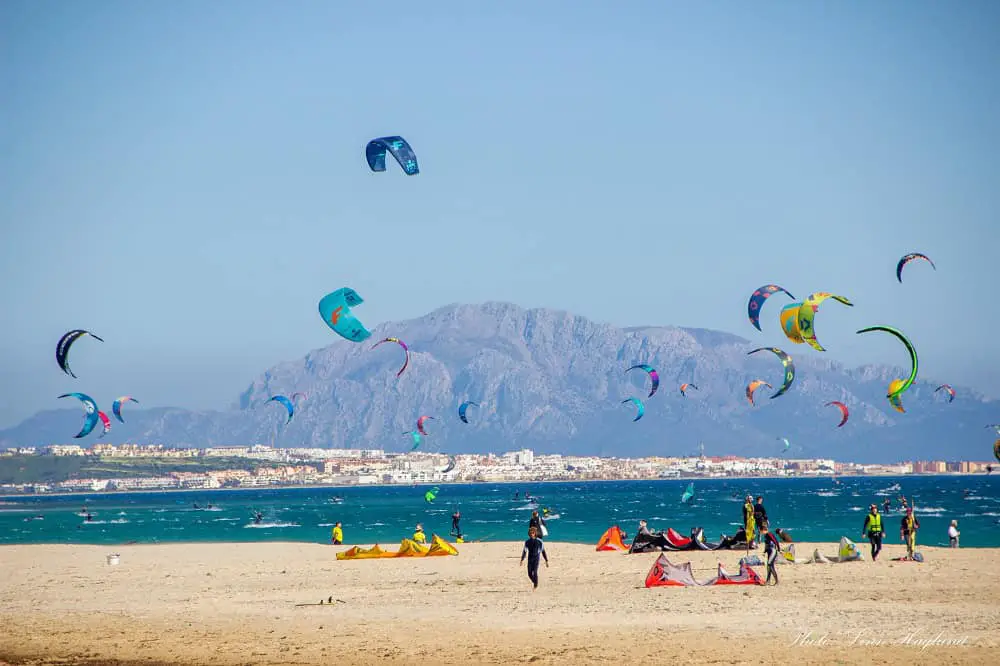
[2,302,995,463]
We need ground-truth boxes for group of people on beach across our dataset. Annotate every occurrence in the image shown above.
[861,502,939,560]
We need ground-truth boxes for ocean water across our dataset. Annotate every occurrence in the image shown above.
[2,476,999,548]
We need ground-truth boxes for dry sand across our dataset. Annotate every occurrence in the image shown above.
[1,539,997,665]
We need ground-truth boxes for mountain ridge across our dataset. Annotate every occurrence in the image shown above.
[2,301,995,463]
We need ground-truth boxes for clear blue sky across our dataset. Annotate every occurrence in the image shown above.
[2,1,998,429]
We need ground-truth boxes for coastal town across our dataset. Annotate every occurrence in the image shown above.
[0,443,992,495]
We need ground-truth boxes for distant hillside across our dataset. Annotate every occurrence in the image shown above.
[2,302,995,463]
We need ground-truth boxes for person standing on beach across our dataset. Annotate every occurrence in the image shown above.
[948,520,960,548]
[900,508,920,559]
[753,496,769,534]
[862,504,884,561]
[761,526,781,585]
[742,496,757,552]
[520,526,549,590]
[451,509,461,536]
[331,521,343,545]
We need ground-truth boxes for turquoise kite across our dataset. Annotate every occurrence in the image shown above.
[626,364,660,398]
[318,288,371,342]
[366,136,419,175]
[268,396,295,424]
[58,392,100,439]
[621,397,645,422]
[405,430,422,450]
[681,482,694,504]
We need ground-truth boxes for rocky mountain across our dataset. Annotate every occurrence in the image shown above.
[2,302,996,463]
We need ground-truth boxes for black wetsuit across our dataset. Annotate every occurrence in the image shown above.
[451,512,461,535]
[763,531,781,585]
[862,511,883,561]
[520,537,548,588]
[753,502,768,530]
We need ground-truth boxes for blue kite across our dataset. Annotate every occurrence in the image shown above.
[458,400,479,424]
[318,288,371,342]
[59,392,100,439]
[267,395,295,425]
[365,136,419,175]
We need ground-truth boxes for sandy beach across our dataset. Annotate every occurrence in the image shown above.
[1,539,996,665]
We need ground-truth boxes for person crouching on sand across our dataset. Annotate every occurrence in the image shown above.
[520,526,549,590]
[412,523,427,544]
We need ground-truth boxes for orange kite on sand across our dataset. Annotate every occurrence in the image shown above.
[595,526,629,552]
[336,534,458,560]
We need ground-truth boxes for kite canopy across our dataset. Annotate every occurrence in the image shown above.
[780,302,806,344]
[679,383,699,397]
[825,401,849,427]
[856,326,918,400]
[371,337,410,377]
[424,486,440,503]
[896,252,936,282]
[626,364,660,398]
[747,347,795,399]
[747,284,795,332]
[681,482,695,504]
[98,411,111,437]
[458,400,479,424]
[58,392,100,439]
[746,380,772,406]
[405,430,422,450]
[112,396,138,424]
[934,384,955,403]
[797,293,854,352]
[318,288,371,342]
[994,439,1000,464]
[56,330,104,378]
[621,397,645,422]
[291,392,307,403]
[267,395,295,424]
[416,415,435,435]
[366,136,419,175]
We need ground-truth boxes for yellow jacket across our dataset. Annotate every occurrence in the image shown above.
[332,526,343,543]
[412,530,427,544]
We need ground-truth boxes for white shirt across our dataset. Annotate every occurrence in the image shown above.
[948,526,959,538]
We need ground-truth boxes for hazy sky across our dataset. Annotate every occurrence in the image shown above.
[2,1,998,429]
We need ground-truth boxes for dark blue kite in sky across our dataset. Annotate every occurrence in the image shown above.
[366,136,419,175]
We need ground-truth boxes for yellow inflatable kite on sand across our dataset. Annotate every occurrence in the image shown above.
[336,534,458,560]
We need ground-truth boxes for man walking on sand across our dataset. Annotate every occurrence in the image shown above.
[862,504,883,562]
[520,526,549,590]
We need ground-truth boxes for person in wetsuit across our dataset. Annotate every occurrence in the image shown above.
[252,511,264,525]
[900,507,920,559]
[451,510,461,536]
[762,526,781,585]
[753,496,768,532]
[520,525,549,589]
[861,504,883,561]
[528,510,546,536]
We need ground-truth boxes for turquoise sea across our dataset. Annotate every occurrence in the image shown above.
[2,476,999,548]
